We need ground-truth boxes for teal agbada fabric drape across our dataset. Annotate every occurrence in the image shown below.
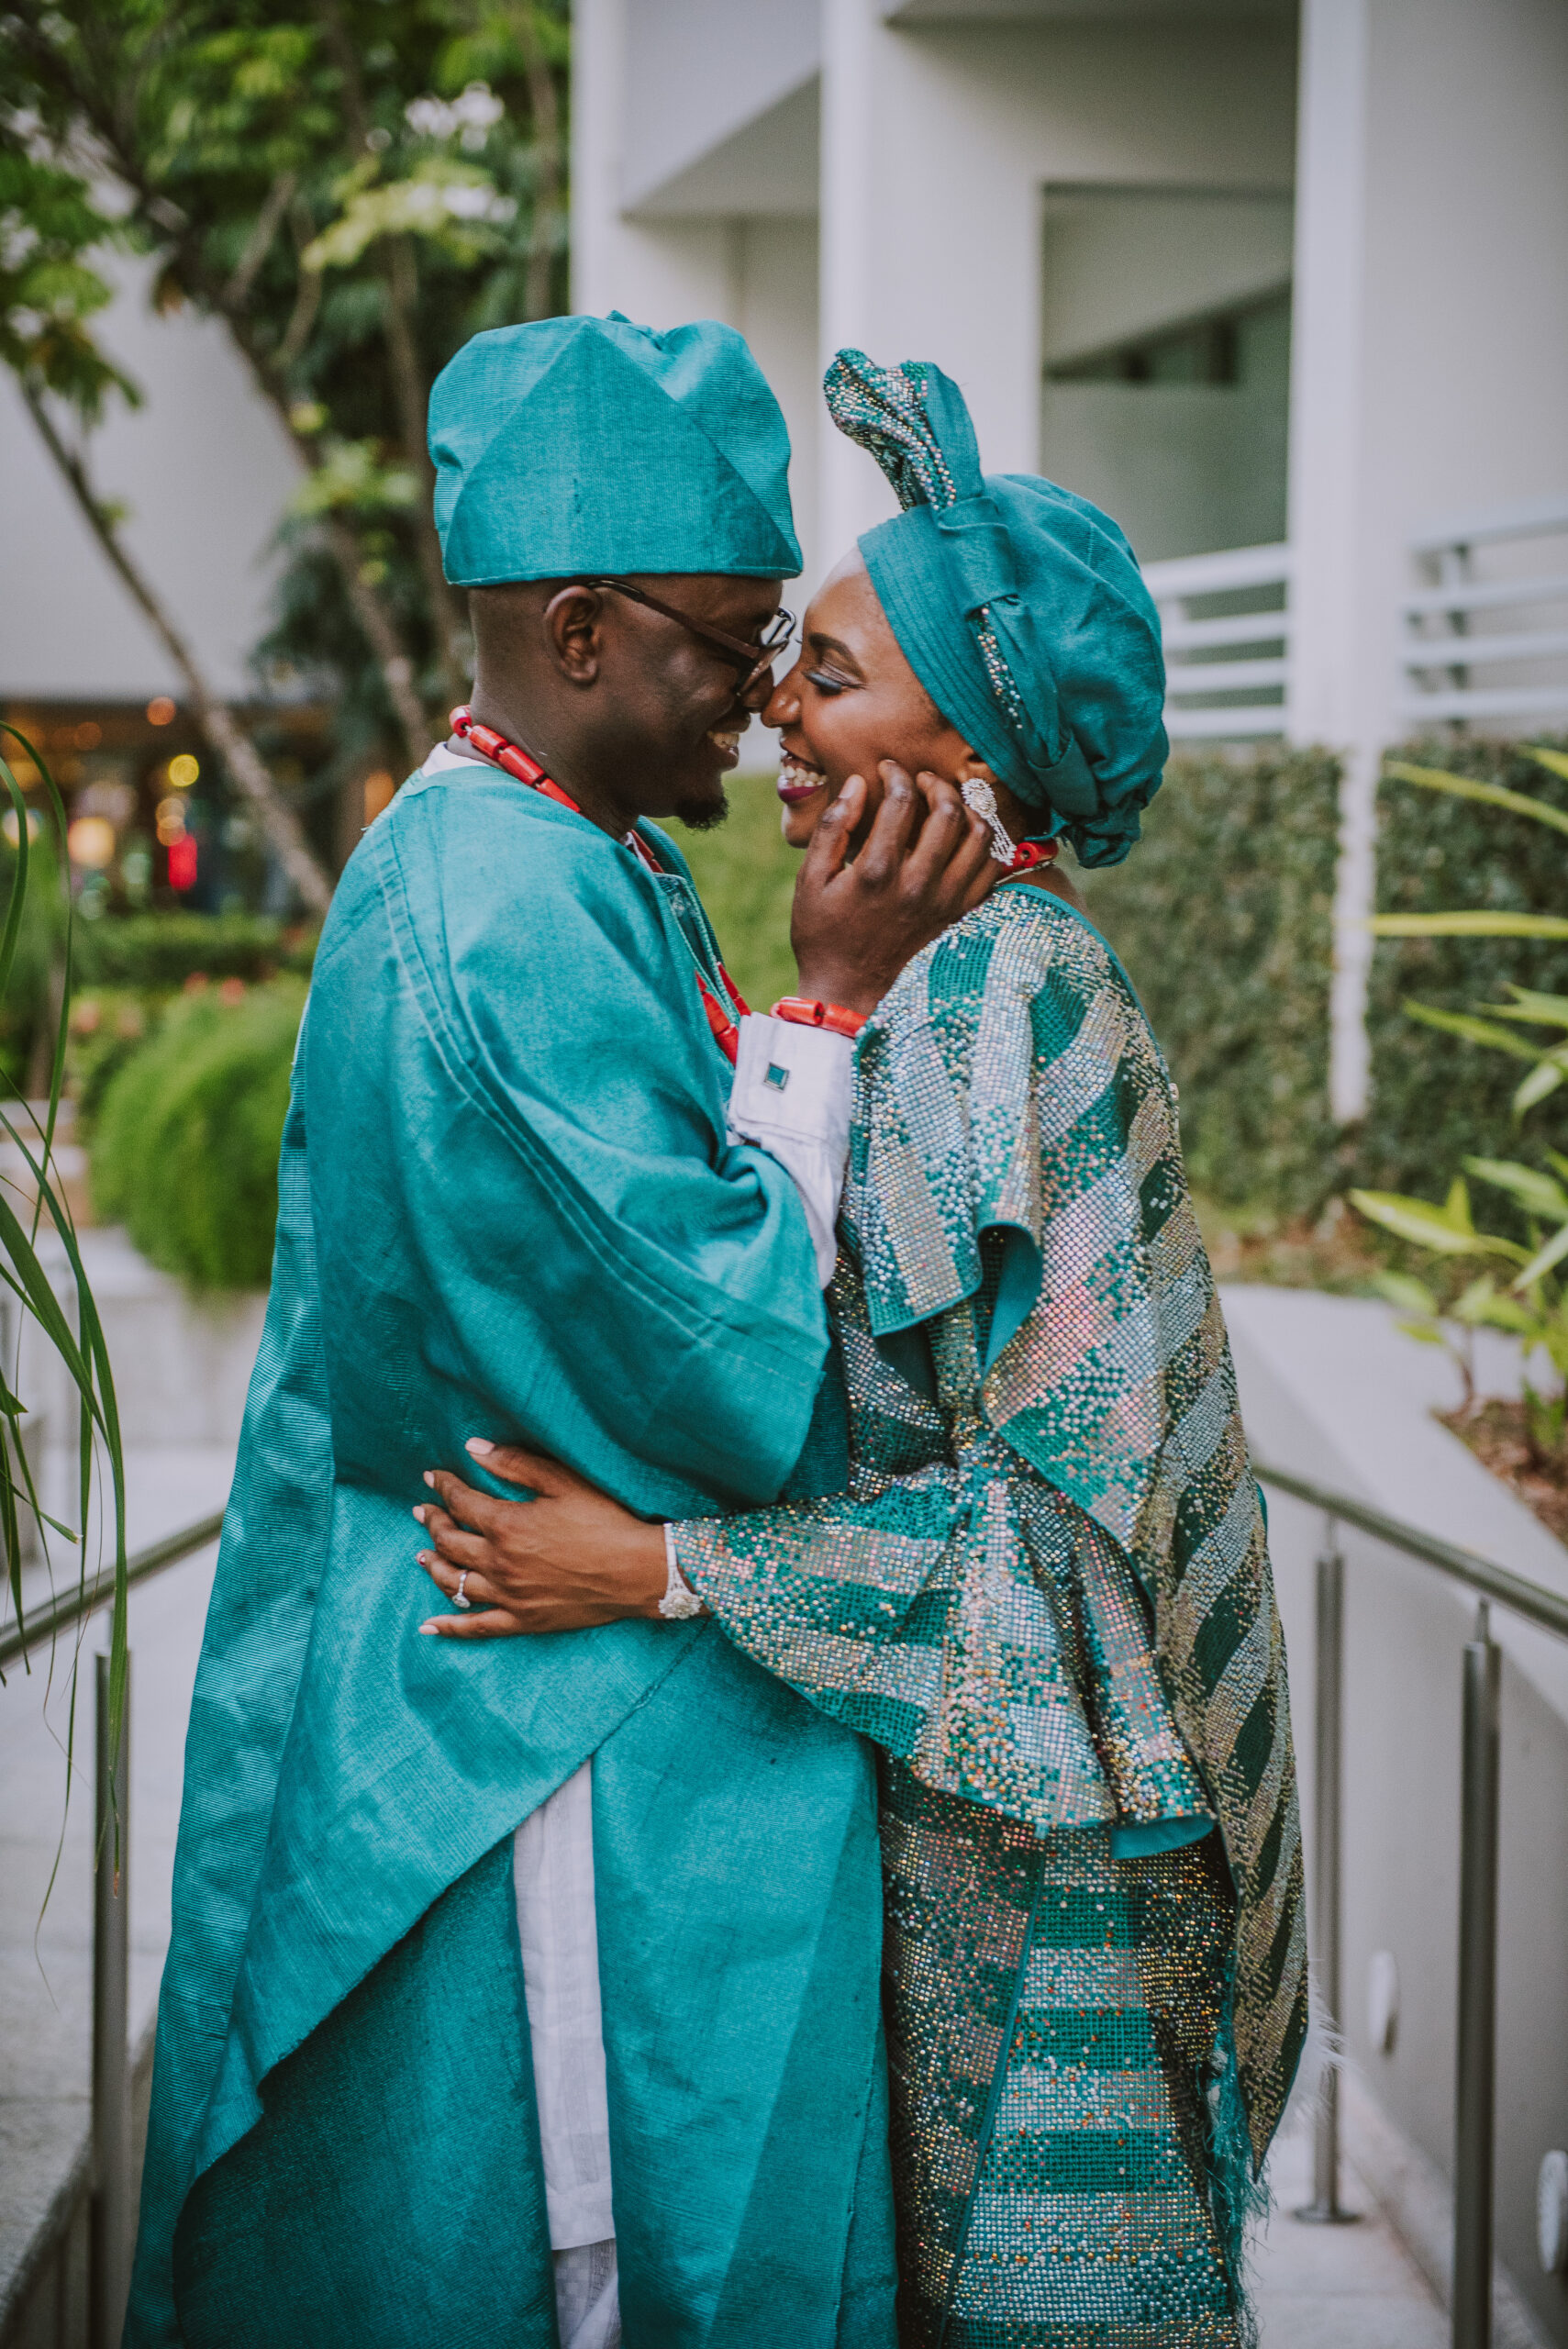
[127,763,897,2346]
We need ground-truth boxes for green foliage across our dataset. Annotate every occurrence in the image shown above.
[1081,747,1342,1217]
[1351,1160,1568,1463]
[68,987,159,1136]
[72,911,317,991]
[0,144,137,417]
[0,725,127,1727]
[0,828,66,1095]
[1356,737,1568,1207]
[672,774,801,1015]
[1073,737,1568,1227]
[2,0,569,769]
[91,980,306,1290]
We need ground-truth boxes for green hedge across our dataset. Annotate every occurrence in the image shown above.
[1082,748,1342,1216]
[1356,736,1568,1201]
[672,774,799,1013]
[72,911,317,992]
[78,738,1568,1289]
[90,981,305,1289]
[0,831,67,1095]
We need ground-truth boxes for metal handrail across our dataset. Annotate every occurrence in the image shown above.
[1253,1457,1566,2349]
[1253,1458,1568,1638]
[0,1509,227,1675]
[0,1509,223,2349]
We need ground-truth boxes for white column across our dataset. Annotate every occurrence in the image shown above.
[816,0,892,569]
[571,0,731,328]
[1287,0,1377,1124]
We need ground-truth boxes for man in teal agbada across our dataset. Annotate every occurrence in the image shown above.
[127,314,994,2348]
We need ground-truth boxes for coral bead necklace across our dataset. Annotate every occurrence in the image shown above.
[450,706,750,1062]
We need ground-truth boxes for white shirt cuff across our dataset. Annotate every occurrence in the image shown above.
[727,1013,855,1287]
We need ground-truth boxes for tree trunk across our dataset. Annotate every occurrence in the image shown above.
[316,0,467,717]
[380,233,469,715]
[11,53,437,777]
[24,390,336,916]
[517,7,564,323]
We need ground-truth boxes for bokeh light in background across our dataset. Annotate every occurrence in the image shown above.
[145,696,176,726]
[167,834,197,891]
[155,796,187,845]
[66,815,117,870]
[362,770,397,823]
[2,810,42,846]
[167,753,199,788]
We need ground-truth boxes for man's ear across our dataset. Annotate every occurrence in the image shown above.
[542,584,605,685]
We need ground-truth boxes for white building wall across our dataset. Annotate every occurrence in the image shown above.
[0,256,300,704]
[572,0,822,582]
[1291,0,1568,1118]
[577,0,1298,593]
[817,10,1297,572]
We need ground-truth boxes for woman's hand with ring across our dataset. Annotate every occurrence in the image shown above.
[414,1440,668,1639]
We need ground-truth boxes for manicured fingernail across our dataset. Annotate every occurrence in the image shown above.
[466,1438,495,1456]
[423,1470,435,1486]
[418,1622,439,1635]
[412,1505,426,1523]
[417,1551,434,1566]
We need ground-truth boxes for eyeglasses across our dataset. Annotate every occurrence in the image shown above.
[577,577,796,700]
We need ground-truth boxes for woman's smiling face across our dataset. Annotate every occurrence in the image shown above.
[762,549,978,848]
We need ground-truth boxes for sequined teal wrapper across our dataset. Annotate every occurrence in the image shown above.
[884,1775,1241,2347]
[675,885,1306,2343]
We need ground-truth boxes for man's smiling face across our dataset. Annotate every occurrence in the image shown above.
[593,572,789,829]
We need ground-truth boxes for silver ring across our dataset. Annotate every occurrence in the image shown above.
[453,1570,472,1611]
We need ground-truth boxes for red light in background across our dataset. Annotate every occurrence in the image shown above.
[168,834,198,891]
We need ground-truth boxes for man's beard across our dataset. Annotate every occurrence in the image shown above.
[673,786,730,833]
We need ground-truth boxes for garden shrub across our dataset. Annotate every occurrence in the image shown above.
[1081,747,1342,1217]
[1355,736,1568,1205]
[0,829,66,1095]
[673,774,800,1012]
[72,910,317,992]
[91,979,305,1289]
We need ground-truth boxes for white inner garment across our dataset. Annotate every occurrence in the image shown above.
[512,1761,615,2250]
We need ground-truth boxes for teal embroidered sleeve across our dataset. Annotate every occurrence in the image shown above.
[679,887,1307,2166]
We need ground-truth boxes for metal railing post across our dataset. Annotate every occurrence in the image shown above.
[1453,1603,1501,2349]
[1297,1519,1359,2225]
[90,1650,131,2349]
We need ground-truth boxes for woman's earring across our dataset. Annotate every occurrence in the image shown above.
[960,774,1015,865]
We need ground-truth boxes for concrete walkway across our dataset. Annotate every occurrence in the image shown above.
[1253,2110,1446,2348]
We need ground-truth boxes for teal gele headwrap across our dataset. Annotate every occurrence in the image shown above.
[431,313,803,585]
[825,350,1167,867]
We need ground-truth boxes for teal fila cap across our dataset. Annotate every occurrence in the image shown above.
[429,312,803,586]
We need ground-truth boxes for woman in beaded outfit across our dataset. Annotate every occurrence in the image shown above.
[416,355,1307,2347]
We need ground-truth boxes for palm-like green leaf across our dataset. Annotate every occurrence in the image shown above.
[1402,1001,1540,1058]
[1484,986,1568,1028]
[1463,1156,1568,1221]
[1383,757,1568,838]
[1513,1218,1568,1293]
[1370,911,1568,939]
[1516,1052,1568,1115]
[1371,1270,1440,1317]
[0,729,127,1771]
[1349,1183,1520,1259]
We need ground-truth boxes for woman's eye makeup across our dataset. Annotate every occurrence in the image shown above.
[805,666,856,695]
